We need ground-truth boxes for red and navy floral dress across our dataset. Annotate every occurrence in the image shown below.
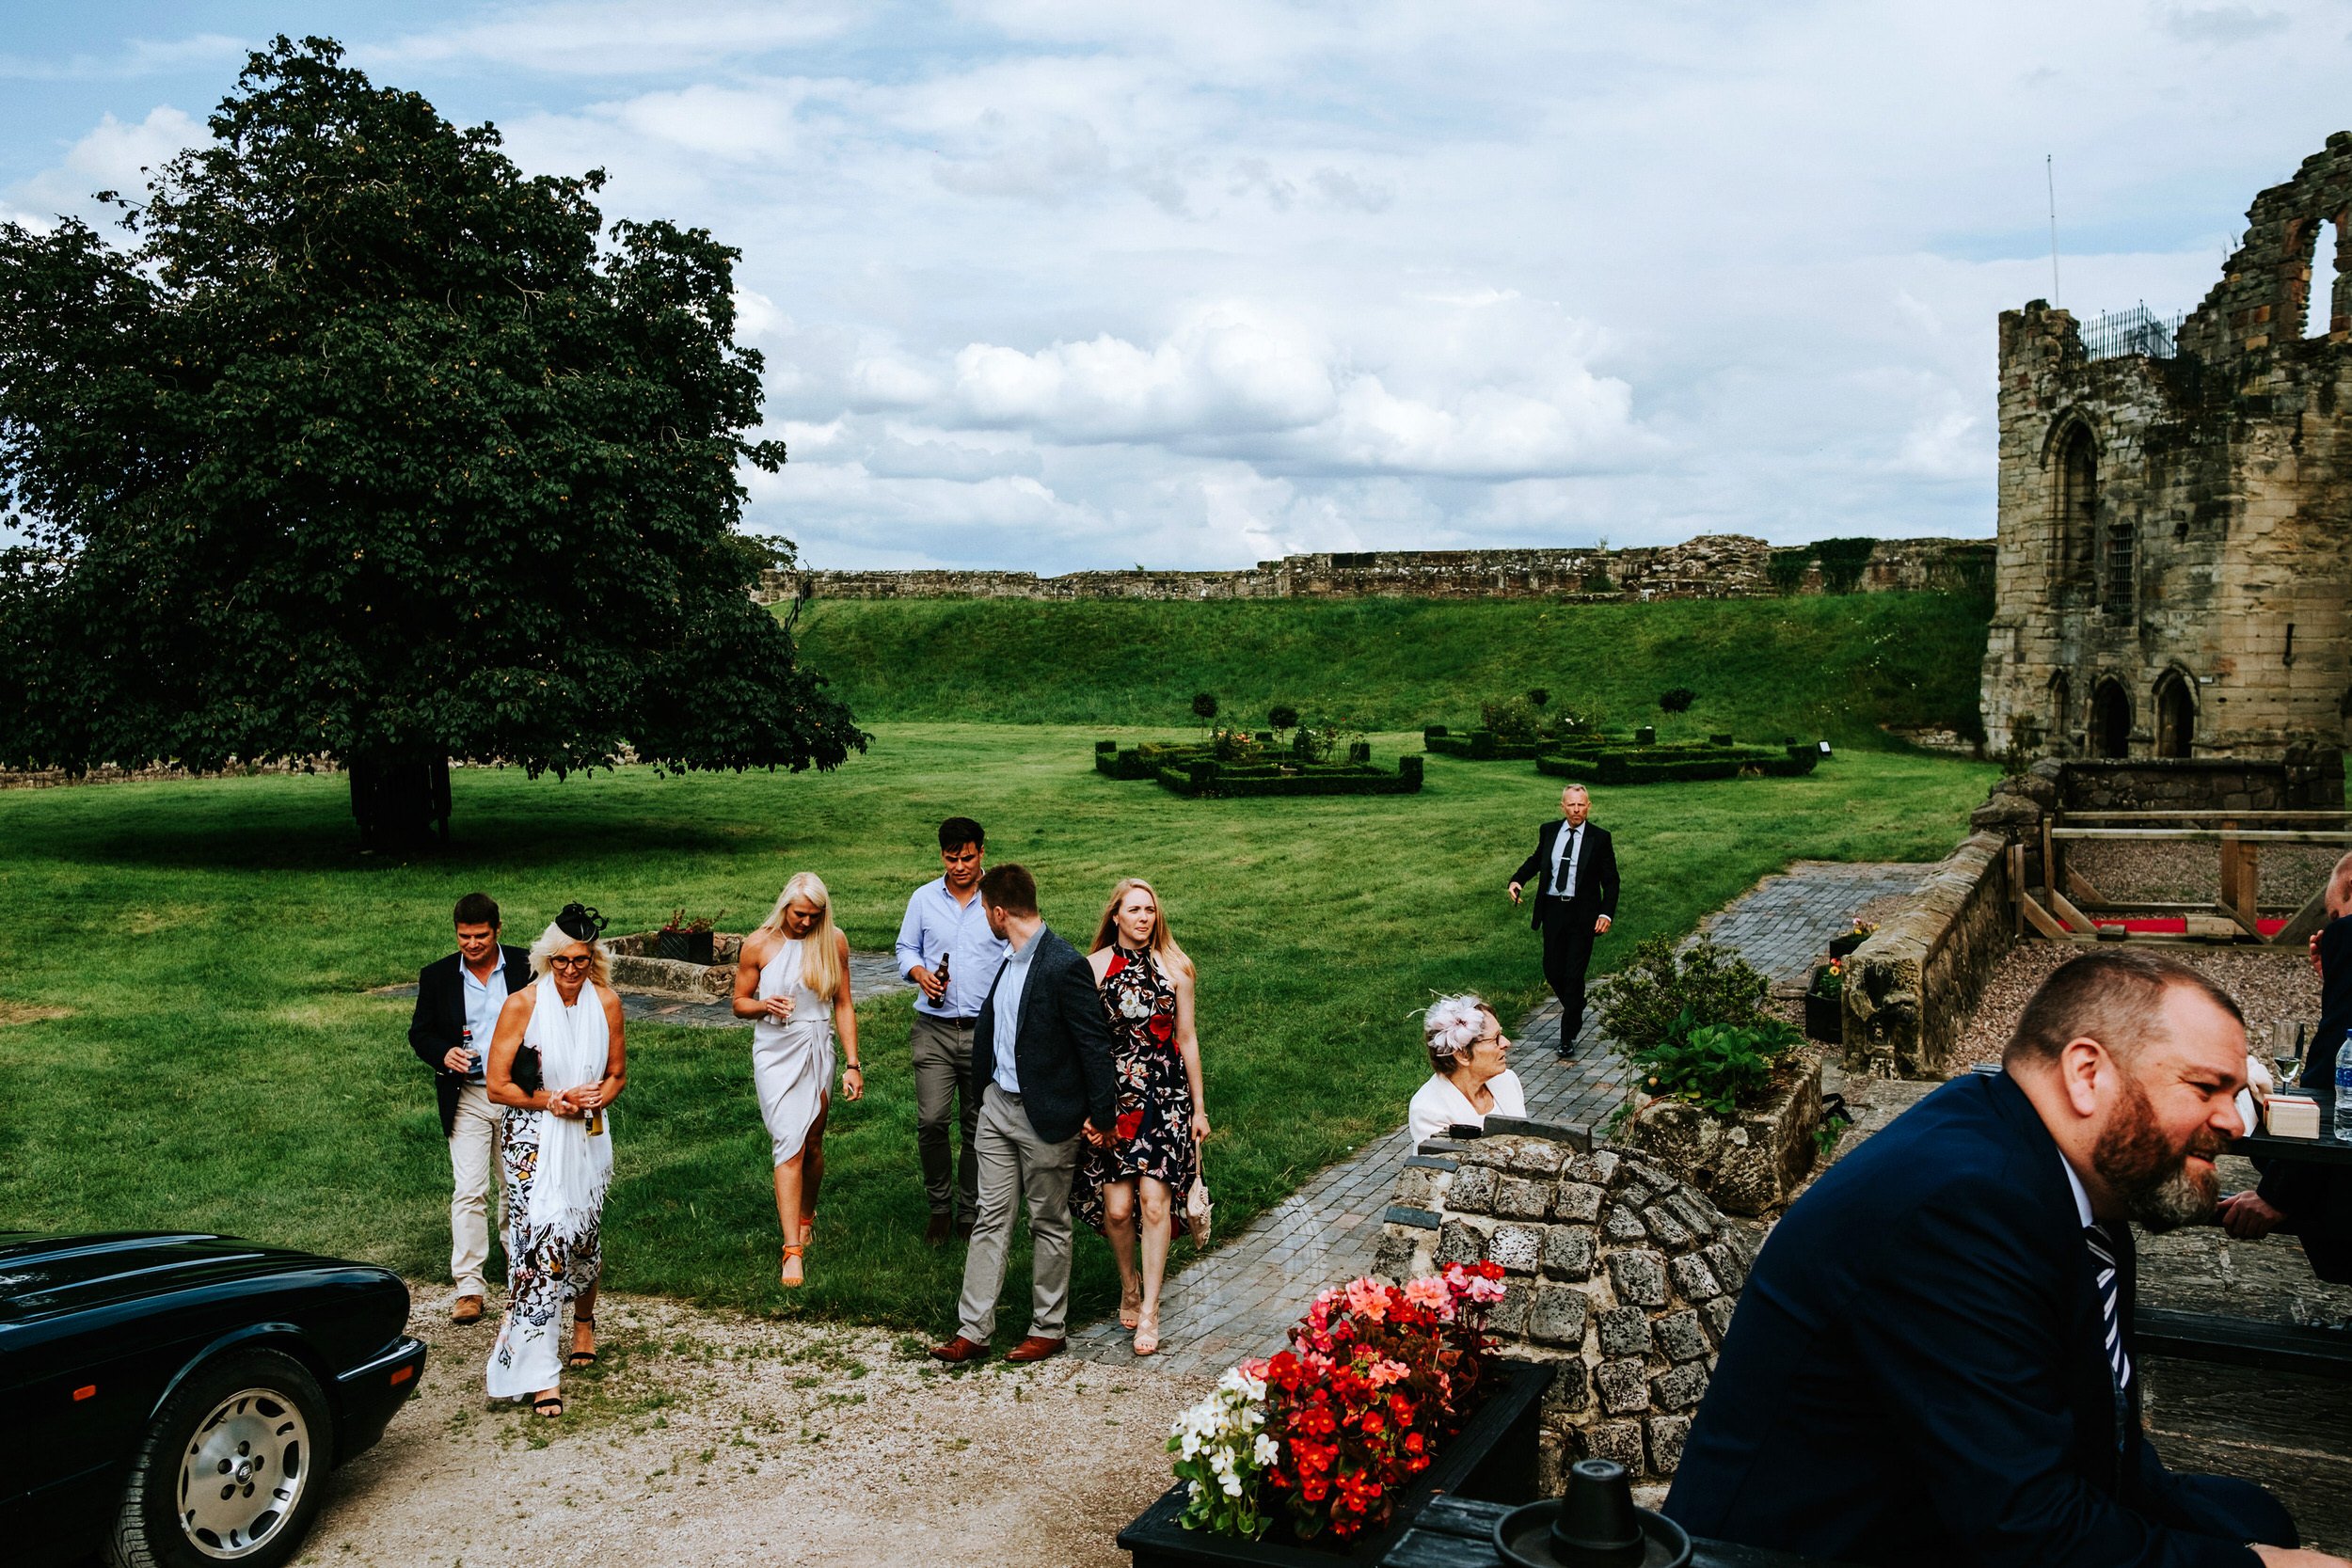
[1073,942,1199,1233]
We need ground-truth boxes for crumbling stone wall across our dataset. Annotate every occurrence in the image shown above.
[1982,134,2352,776]
[1375,1121,1760,1495]
[1843,831,2019,1081]
[757,535,1991,606]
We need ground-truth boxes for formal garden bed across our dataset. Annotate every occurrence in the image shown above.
[1095,736,1422,798]
[1537,735,1820,786]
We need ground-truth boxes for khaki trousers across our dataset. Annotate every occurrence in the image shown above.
[910,1013,980,1220]
[956,1084,1079,1343]
[447,1084,503,1298]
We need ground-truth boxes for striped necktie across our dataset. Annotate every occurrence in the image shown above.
[2084,1223,2132,1394]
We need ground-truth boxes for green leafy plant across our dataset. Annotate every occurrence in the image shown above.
[1479,696,1542,740]
[1526,689,1550,708]
[1267,704,1300,735]
[1813,1112,1852,1159]
[1192,691,1220,734]
[1629,1014,1803,1117]
[1659,688,1696,713]
[1812,958,1844,1000]
[1596,936,1771,1053]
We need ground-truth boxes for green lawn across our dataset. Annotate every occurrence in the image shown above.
[0,725,1991,1333]
[789,592,1993,745]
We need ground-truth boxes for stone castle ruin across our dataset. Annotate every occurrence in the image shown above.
[1981,134,2352,773]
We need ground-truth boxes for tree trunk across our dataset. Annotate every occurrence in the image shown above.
[348,754,452,852]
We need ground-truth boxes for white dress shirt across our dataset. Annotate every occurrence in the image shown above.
[1549,822,1584,898]
[1408,1069,1528,1145]
[989,936,1039,1095]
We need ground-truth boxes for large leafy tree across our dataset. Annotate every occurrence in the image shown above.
[0,37,862,847]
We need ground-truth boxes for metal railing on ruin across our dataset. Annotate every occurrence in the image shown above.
[2081,304,2185,362]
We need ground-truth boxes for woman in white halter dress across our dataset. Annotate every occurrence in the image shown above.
[732,872,861,1288]
[483,904,625,1418]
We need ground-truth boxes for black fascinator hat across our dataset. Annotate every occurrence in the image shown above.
[555,903,608,942]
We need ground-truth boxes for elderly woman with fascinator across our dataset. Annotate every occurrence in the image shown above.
[732,871,861,1289]
[484,903,627,1419]
[1406,995,1524,1145]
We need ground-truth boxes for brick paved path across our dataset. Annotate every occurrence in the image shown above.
[1066,859,1929,1379]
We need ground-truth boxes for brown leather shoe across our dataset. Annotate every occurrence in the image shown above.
[450,1294,485,1325]
[929,1335,991,1364]
[1004,1335,1066,1364]
[924,1213,953,1247]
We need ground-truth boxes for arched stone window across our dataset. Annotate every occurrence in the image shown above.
[2053,423,2097,594]
[2153,670,2195,758]
[2091,677,2132,758]
[2048,672,2072,755]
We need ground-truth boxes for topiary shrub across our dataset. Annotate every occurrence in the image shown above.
[1191,691,1219,729]
[1659,688,1695,713]
[1480,695,1542,740]
[1268,704,1300,733]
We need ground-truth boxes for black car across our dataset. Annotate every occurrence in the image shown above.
[0,1231,428,1568]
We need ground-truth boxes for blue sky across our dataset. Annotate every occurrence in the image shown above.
[4,2,2348,570]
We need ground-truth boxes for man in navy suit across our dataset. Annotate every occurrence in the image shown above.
[407,892,532,1324]
[1509,784,1619,1058]
[930,863,1118,1366]
[1667,950,2333,1567]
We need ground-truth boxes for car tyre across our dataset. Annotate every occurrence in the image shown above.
[106,1348,335,1568]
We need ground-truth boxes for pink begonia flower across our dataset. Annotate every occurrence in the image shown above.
[1402,1276,1450,1311]
[1365,1358,1410,1388]
[1463,1275,1507,1304]
[1343,1278,1391,1322]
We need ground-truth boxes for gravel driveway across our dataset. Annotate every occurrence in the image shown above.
[297,1287,1209,1568]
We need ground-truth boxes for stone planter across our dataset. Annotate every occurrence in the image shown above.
[1117,1359,1551,1568]
[1619,1049,1824,1217]
[606,931,744,1000]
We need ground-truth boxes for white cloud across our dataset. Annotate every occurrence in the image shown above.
[12,105,203,221]
[371,3,854,74]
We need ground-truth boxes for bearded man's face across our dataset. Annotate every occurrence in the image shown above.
[2086,985,2249,1232]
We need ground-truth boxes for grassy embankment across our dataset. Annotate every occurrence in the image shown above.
[0,716,1991,1333]
[789,591,1993,744]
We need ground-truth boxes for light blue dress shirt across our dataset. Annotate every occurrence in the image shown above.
[989,936,1039,1095]
[894,878,1013,1020]
[459,954,508,1085]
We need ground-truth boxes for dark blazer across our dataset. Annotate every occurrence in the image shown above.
[970,926,1120,1147]
[2256,912,2352,1279]
[408,946,532,1136]
[1665,1070,2278,1568]
[1511,818,1619,930]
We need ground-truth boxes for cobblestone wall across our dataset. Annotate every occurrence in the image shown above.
[1843,831,2019,1081]
[1981,134,2352,767]
[1375,1122,1760,1495]
[2056,754,2344,811]
[756,534,1991,605]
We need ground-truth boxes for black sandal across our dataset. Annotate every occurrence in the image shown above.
[532,1394,564,1418]
[567,1316,597,1368]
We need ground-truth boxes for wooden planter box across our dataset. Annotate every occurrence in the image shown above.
[1117,1359,1551,1568]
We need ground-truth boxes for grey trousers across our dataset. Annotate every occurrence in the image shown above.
[956,1084,1080,1343]
[910,1013,980,1220]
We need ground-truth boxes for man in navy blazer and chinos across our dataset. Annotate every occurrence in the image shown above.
[1666,949,2327,1568]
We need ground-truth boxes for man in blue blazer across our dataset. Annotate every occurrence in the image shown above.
[931,863,1118,1366]
[1666,949,2329,1568]
[1508,784,1619,1059]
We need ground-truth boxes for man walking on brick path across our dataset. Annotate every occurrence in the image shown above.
[1509,784,1618,1060]
[894,816,1009,1246]
[408,892,533,1324]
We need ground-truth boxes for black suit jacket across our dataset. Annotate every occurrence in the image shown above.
[971,927,1120,1147]
[408,946,532,1136]
[1665,1071,2264,1568]
[1511,818,1619,931]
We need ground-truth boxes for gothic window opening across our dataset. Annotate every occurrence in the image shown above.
[2048,673,2071,755]
[2102,514,2136,619]
[2153,672,2194,758]
[2306,215,2343,341]
[2092,678,2132,758]
[2054,424,2097,594]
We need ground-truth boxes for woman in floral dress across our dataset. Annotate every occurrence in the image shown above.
[1073,878,1207,1356]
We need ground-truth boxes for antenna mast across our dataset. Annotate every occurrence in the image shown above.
[2046,154,2061,307]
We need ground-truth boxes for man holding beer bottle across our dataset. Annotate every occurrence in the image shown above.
[894,818,1011,1246]
[408,892,533,1323]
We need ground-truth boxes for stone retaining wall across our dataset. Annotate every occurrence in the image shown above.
[756,535,1992,606]
[1375,1119,1761,1497]
[1842,832,2020,1080]
[2057,754,2344,812]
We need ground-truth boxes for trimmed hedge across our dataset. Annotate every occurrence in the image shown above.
[1536,743,1819,785]
[1156,754,1424,798]
[1095,738,1217,779]
[1424,727,1541,760]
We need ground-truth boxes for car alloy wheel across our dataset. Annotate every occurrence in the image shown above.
[176,1386,311,1559]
